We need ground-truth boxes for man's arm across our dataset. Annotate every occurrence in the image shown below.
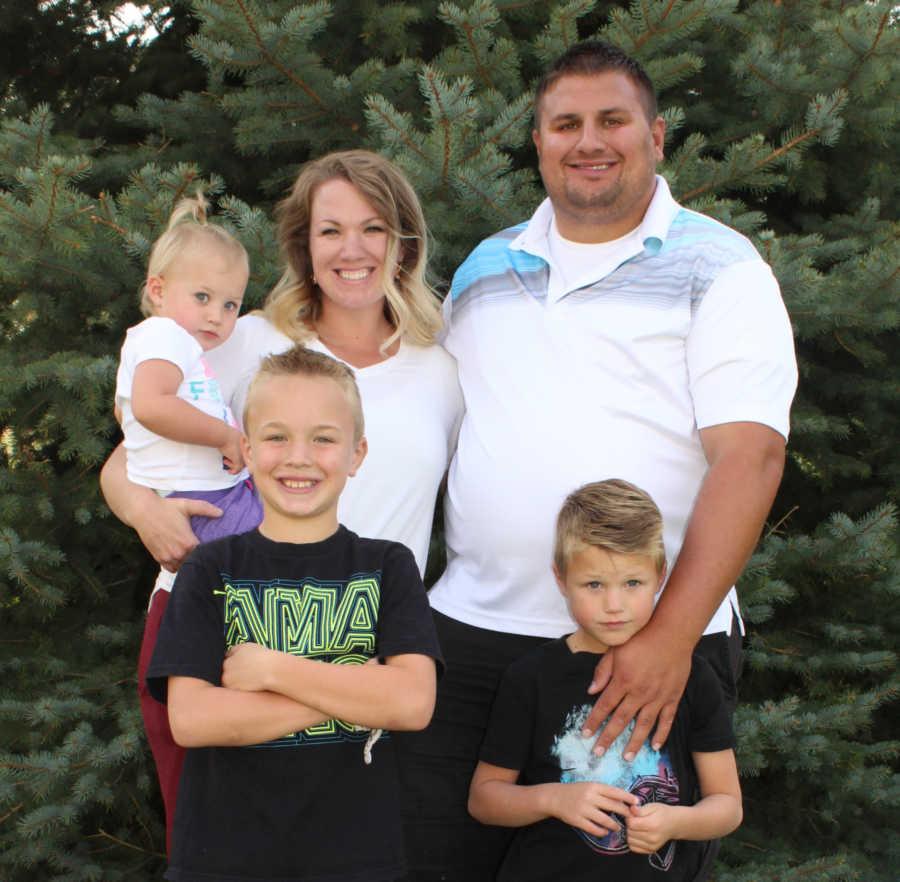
[167,675,330,747]
[99,443,222,571]
[468,761,636,836]
[583,421,786,758]
[221,642,437,731]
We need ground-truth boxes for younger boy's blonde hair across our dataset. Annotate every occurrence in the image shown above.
[243,344,365,441]
[554,479,666,576]
[141,191,249,316]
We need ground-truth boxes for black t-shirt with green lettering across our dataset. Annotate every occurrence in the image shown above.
[148,526,442,882]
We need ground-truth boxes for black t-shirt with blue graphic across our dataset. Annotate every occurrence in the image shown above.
[147,526,442,882]
[479,639,733,882]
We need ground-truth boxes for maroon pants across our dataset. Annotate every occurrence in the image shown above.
[137,589,184,854]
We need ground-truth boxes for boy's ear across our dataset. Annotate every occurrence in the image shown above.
[240,433,253,472]
[656,561,668,592]
[348,436,368,477]
[552,563,567,595]
[145,276,165,309]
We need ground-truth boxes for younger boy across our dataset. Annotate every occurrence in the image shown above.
[147,345,442,882]
[468,479,742,881]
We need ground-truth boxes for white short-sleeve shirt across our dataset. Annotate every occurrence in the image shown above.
[431,177,798,638]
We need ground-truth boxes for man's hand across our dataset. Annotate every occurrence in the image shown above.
[545,781,637,839]
[582,623,692,759]
[626,802,679,854]
[222,642,277,693]
[134,495,222,572]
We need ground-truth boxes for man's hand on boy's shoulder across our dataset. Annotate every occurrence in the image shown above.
[582,622,692,760]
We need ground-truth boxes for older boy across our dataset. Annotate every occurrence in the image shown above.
[147,345,442,882]
[468,480,741,881]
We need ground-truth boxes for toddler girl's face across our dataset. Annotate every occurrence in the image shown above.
[147,238,248,351]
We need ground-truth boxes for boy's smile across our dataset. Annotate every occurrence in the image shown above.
[241,373,367,543]
[555,547,665,654]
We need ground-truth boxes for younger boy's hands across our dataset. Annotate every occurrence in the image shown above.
[222,642,276,692]
[625,802,679,854]
[220,426,245,474]
[546,782,637,840]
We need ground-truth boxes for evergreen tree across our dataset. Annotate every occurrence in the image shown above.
[1,1,896,878]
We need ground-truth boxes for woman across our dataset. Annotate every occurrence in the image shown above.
[101,150,462,851]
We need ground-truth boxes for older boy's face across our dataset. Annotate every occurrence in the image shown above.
[555,547,664,654]
[241,373,367,543]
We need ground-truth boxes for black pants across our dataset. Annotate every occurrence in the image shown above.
[395,610,743,882]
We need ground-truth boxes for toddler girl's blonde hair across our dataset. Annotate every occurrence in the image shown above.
[140,191,249,316]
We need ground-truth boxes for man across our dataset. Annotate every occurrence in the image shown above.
[398,41,797,881]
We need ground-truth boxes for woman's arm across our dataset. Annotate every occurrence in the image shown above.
[468,761,636,836]
[167,676,330,747]
[221,643,437,731]
[99,443,221,571]
[625,749,742,853]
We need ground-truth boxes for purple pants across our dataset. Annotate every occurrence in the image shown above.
[166,478,263,542]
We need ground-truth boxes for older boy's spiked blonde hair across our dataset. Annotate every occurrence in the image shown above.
[242,344,365,441]
[554,479,666,576]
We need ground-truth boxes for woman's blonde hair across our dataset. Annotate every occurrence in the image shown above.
[265,150,442,349]
[140,191,248,316]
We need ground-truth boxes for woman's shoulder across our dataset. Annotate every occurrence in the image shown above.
[403,339,459,376]
[235,312,294,352]
[207,313,292,372]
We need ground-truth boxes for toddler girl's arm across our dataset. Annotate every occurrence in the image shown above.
[468,761,637,837]
[131,359,244,473]
[167,675,329,747]
[221,642,436,732]
[625,748,742,854]
[99,443,221,571]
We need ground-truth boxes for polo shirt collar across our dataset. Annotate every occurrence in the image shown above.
[510,174,679,261]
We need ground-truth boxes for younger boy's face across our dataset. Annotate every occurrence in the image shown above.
[554,547,665,654]
[241,373,367,543]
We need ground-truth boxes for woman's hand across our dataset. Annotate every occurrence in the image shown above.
[136,494,222,571]
[99,443,221,570]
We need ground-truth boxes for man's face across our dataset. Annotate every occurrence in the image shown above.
[533,71,665,243]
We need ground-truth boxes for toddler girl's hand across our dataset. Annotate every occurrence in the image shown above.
[219,426,245,474]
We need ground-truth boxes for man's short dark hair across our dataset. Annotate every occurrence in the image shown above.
[534,40,658,126]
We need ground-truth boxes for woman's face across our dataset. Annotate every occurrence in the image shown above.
[308,177,394,320]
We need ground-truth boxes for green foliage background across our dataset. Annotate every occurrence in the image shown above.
[1,1,897,879]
